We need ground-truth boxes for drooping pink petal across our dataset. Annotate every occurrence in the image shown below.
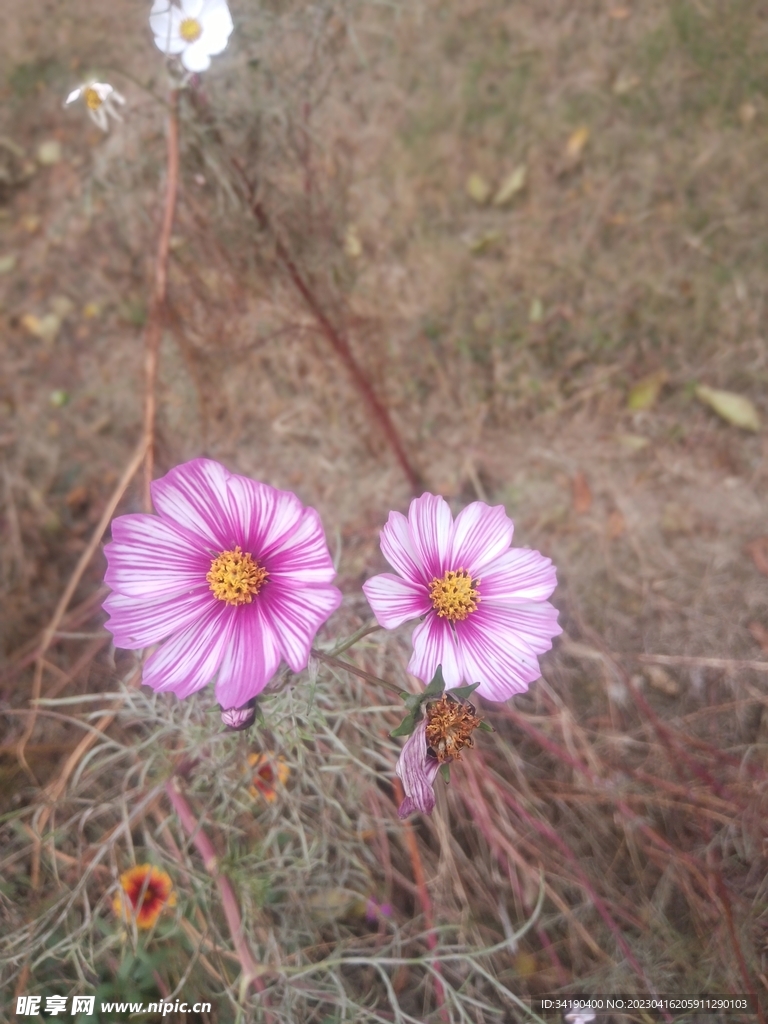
[395,720,440,817]
[480,548,558,602]
[408,615,463,688]
[459,601,561,701]
[141,603,232,698]
[362,573,430,629]
[262,584,342,673]
[380,510,427,585]
[215,604,281,708]
[104,590,212,649]
[227,475,304,560]
[406,493,453,580]
[104,515,210,598]
[150,459,237,549]
[449,502,514,575]
[266,507,336,584]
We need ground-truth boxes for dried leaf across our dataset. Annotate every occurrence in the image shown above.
[645,665,680,697]
[565,126,590,160]
[344,224,362,258]
[528,297,543,323]
[613,71,640,95]
[748,621,768,653]
[627,370,667,411]
[616,432,649,452]
[607,509,625,539]
[468,231,502,254]
[36,140,62,166]
[746,537,768,576]
[572,472,592,514]
[695,384,760,432]
[493,164,526,207]
[608,6,631,18]
[466,172,491,205]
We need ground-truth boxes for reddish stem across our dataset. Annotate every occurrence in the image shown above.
[165,779,262,991]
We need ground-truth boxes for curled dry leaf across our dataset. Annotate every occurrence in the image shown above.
[627,370,667,411]
[466,172,491,205]
[566,126,590,160]
[695,384,760,432]
[493,164,526,206]
[607,509,625,539]
[572,472,592,514]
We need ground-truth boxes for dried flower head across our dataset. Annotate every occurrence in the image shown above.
[150,0,234,72]
[248,752,290,802]
[113,864,176,929]
[363,493,561,701]
[64,82,125,132]
[103,459,342,709]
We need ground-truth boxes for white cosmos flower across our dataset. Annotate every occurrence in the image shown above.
[150,0,234,73]
[65,82,125,132]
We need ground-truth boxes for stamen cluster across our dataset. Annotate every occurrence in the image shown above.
[425,695,481,763]
[207,545,268,605]
[428,568,480,622]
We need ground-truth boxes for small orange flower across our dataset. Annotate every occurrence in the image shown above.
[113,864,176,930]
[248,752,289,802]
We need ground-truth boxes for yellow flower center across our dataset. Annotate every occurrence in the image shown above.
[83,87,103,110]
[425,695,481,763]
[207,546,268,606]
[180,17,203,42]
[428,568,480,622]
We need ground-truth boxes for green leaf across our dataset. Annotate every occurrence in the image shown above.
[422,665,446,699]
[478,720,494,733]
[390,712,417,738]
[439,763,451,783]
[695,384,760,432]
[447,681,481,701]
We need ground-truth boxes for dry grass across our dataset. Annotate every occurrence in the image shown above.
[2,0,768,1020]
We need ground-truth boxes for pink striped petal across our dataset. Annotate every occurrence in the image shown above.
[266,507,336,584]
[105,515,210,598]
[449,502,514,575]
[459,601,561,701]
[408,615,463,688]
[380,510,427,585]
[215,604,281,709]
[150,459,237,549]
[362,573,430,629]
[480,548,558,602]
[226,474,304,559]
[262,584,342,673]
[104,590,213,649]
[407,493,453,580]
[395,720,440,817]
[141,603,232,698]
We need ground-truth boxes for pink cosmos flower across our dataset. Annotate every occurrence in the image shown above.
[363,493,560,701]
[103,459,342,709]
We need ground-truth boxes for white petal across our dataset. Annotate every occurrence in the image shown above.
[408,615,463,687]
[380,510,427,585]
[362,573,430,629]
[407,493,453,580]
[180,0,205,15]
[141,603,232,698]
[449,502,514,575]
[261,584,342,673]
[215,604,281,709]
[150,3,187,54]
[199,0,233,53]
[481,548,558,603]
[181,41,213,71]
[65,87,83,105]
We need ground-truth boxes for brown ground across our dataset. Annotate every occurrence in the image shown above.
[2,0,768,1020]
